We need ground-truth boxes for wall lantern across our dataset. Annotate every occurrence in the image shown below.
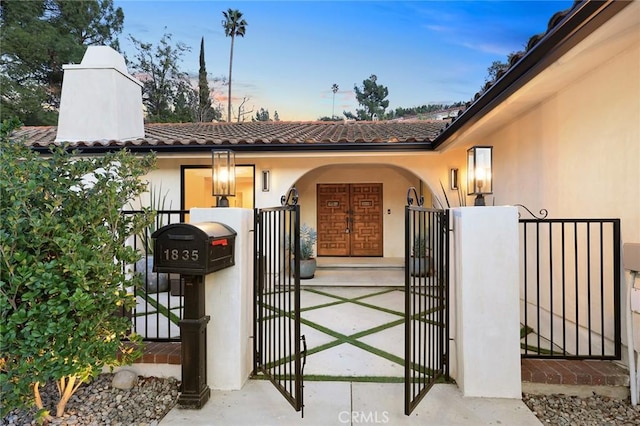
[261,170,270,192]
[212,149,236,207]
[467,146,493,206]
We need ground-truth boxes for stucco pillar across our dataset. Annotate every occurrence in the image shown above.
[189,208,254,390]
[451,206,521,398]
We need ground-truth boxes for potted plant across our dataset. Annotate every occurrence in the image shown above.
[297,223,318,279]
[409,234,432,277]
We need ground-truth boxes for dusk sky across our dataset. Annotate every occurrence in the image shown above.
[114,0,574,121]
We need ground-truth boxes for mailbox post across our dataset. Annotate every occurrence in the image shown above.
[152,222,236,409]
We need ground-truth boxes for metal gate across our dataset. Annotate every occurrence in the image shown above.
[404,187,449,415]
[253,188,306,415]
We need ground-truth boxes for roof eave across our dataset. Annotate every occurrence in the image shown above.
[432,0,630,150]
[30,141,435,155]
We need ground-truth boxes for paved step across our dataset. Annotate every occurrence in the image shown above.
[316,257,404,269]
[521,358,630,399]
[135,345,632,400]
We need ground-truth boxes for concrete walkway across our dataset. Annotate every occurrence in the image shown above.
[160,381,541,426]
[159,262,541,425]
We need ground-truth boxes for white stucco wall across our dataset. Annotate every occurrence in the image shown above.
[438,14,640,358]
[138,152,457,259]
[451,206,521,398]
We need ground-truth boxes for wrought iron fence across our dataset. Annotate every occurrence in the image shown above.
[519,211,621,359]
[122,209,188,342]
[404,187,449,415]
[253,188,305,414]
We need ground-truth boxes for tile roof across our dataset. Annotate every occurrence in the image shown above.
[15,1,620,154]
[13,120,449,153]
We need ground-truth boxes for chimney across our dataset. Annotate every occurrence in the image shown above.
[55,46,144,142]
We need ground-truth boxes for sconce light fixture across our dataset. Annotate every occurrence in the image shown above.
[212,149,236,207]
[450,168,459,190]
[467,146,493,206]
[262,170,270,192]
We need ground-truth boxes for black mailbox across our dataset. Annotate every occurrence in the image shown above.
[151,222,236,275]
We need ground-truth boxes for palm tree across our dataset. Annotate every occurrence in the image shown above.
[222,9,248,122]
[331,84,339,119]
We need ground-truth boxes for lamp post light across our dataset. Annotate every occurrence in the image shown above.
[212,149,236,207]
[467,146,493,206]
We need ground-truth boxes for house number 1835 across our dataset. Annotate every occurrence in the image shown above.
[162,248,199,262]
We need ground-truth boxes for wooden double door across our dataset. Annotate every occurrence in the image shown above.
[317,183,383,257]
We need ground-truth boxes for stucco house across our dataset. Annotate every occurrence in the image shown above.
[17,0,638,252]
[12,0,639,399]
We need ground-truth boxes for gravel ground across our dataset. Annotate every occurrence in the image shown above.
[1,374,180,426]
[3,375,640,425]
[523,393,640,425]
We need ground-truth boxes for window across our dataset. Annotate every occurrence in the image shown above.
[181,165,255,212]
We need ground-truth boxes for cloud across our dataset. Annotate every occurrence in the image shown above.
[459,41,513,56]
[424,24,450,33]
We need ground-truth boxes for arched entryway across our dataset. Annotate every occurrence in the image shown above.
[293,163,434,259]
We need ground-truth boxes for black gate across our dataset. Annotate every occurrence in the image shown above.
[253,188,306,415]
[404,187,449,415]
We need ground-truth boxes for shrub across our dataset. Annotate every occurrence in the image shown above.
[0,119,156,419]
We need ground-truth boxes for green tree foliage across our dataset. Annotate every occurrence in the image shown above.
[343,111,357,121]
[197,37,220,122]
[173,85,198,123]
[353,74,389,120]
[222,8,247,122]
[0,0,124,125]
[331,83,339,119]
[127,32,196,123]
[0,119,155,419]
[485,60,510,83]
[254,108,270,121]
[391,102,465,119]
[484,52,519,84]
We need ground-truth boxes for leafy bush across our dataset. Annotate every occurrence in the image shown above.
[300,223,317,260]
[0,119,156,419]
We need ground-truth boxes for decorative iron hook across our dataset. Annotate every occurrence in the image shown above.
[406,186,424,207]
[514,204,548,219]
[281,187,299,206]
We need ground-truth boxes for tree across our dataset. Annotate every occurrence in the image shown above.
[127,32,196,123]
[0,0,124,125]
[222,9,247,123]
[331,83,339,119]
[173,81,198,122]
[254,108,270,121]
[235,96,253,122]
[485,60,509,83]
[353,74,389,120]
[318,115,343,122]
[0,119,155,420]
[484,52,519,84]
[197,37,219,122]
[343,111,358,121]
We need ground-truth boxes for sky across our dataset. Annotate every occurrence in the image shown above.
[113,0,574,121]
